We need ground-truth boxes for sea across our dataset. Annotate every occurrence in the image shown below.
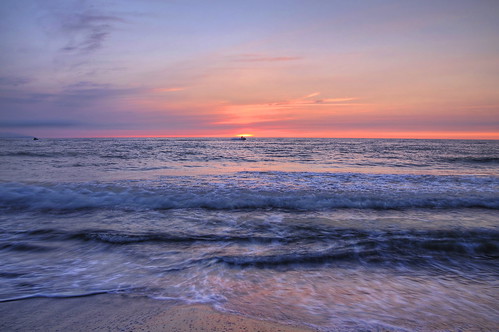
[0,137,498,331]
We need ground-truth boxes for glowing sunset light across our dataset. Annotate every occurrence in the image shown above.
[153,88,186,93]
[0,1,497,139]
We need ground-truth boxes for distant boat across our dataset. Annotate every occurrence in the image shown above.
[33,137,39,141]
[231,136,247,141]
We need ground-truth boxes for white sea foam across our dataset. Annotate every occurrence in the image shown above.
[0,172,498,211]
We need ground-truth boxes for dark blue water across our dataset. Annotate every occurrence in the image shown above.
[0,138,498,330]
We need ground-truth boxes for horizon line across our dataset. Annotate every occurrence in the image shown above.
[7,135,499,141]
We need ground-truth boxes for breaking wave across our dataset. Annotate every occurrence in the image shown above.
[1,176,498,212]
[3,227,497,268]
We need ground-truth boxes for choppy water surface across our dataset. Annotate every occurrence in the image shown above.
[1,138,498,330]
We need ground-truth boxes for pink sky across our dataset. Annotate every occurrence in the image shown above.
[1,0,498,138]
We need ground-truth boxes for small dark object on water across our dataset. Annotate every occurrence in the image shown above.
[33,137,39,140]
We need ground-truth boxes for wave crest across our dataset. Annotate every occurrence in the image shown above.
[1,181,498,211]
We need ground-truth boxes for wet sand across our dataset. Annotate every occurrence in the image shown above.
[0,294,316,331]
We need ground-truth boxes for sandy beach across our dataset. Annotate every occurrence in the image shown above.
[0,294,316,331]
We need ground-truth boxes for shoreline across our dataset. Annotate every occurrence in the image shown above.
[0,294,317,332]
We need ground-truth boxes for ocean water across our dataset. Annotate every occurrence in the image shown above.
[0,137,498,330]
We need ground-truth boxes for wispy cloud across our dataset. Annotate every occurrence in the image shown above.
[315,98,359,103]
[0,80,215,134]
[65,81,112,89]
[304,92,320,98]
[267,92,360,108]
[232,54,303,62]
[0,82,143,127]
[59,13,125,53]
[214,93,361,126]
[152,87,186,93]
[0,76,32,87]
[0,120,84,128]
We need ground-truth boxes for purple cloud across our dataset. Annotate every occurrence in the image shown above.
[60,13,125,53]
[0,76,32,87]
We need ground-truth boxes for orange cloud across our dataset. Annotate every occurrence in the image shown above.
[318,98,358,103]
[152,87,186,93]
[268,92,361,108]
[213,92,362,126]
[214,104,296,125]
[304,92,320,98]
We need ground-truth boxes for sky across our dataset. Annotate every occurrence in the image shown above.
[0,0,498,138]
